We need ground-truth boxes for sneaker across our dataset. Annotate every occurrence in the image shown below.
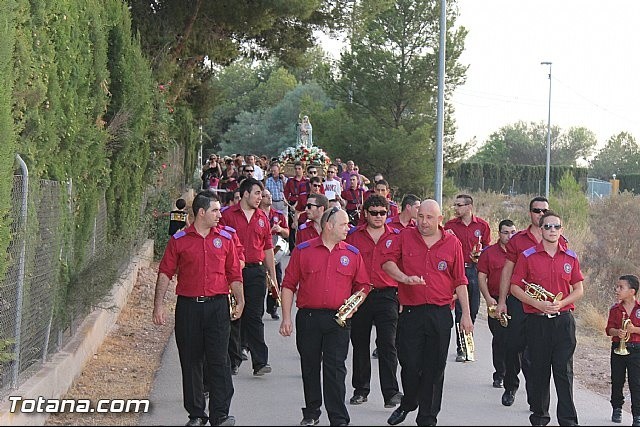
[455,353,466,362]
[349,394,367,405]
[300,417,319,426]
[492,378,503,388]
[271,310,280,320]
[253,364,272,376]
[612,407,622,423]
[372,348,378,358]
[185,418,207,426]
[241,348,249,361]
[211,415,236,426]
[633,415,640,426]
[384,392,403,408]
[231,365,239,375]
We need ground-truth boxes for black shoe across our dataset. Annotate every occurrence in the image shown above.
[633,415,640,426]
[349,394,367,405]
[387,407,409,425]
[231,365,239,375]
[241,348,249,361]
[501,390,515,406]
[271,311,280,320]
[185,418,207,426]
[384,392,403,408]
[372,348,378,358]
[300,417,319,426]
[612,408,622,423]
[455,351,466,362]
[253,364,272,376]
[492,378,503,388]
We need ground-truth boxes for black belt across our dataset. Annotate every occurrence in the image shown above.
[531,310,572,318]
[244,262,263,268]
[272,199,284,202]
[178,295,226,303]
[370,286,397,293]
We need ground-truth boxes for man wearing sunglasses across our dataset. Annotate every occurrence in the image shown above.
[444,194,491,363]
[496,196,568,409]
[295,194,329,245]
[510,211,584,427]
[345,194,403,409]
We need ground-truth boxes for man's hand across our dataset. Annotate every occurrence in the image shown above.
[280,319,293,337]
[403,275,426,285]
[153,305,166,326]
[460,313,474,334]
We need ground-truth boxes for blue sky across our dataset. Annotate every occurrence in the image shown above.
[452,0,640,151]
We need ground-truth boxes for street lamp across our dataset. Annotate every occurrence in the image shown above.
[541,61,552,198]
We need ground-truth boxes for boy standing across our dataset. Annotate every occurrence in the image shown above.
[607,274,640,426]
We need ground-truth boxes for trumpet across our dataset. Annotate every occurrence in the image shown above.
[522,279,563,303]
[228,290,238,319]
[266,271,281,306]
[456,323,475,361]
[335,291,366,327]
[614,313,632,356]
[487,304,511,327]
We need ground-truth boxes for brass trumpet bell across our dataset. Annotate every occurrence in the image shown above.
[335,292,365,327]
[522,280,563,303]
[487,304,511,327]
[614,316,632,356]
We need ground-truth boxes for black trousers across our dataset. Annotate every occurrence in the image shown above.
[266,261,283,314]
[228,317,242,369]
[175,296,233,422]
[610,344,640,416]
[397,304,452,426]
[242,265,269,369]
[296,309,351,426]
[487,301,508,382]
[503,295,532,402]
[350,287,400,402]
[455,265,480,354]
[526,312,578,427]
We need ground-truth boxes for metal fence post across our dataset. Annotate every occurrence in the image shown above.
[12,155,28,388]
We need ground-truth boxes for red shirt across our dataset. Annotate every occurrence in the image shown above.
[218,225,245,262]
[380,226,468,307]
[282,237,371,309]
[477,243,508,297]
[346,225,399,289]
[385,215,416,229]
[267,209,289,235]
[158,225,242,297]
[341,187,366,211]
[221,204,273,263]
[506,225,569,264]
[510,242,584,314]
[295,220,320,245]
[444,215,491,264]
[607,301,640,343]
[284,177,309,211]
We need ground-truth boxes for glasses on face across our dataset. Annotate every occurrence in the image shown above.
[453,203,469,208]
[542,223,562,230]
[367,210,387,217]
[306,203,320,209]
[308,170,317,175]
[327,170,335,174]
[312,184,321,188]
[531,208,548,214]
[245,169,254,173]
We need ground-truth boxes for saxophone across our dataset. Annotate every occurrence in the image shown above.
[614,313,632,356]
[335,291,366,327]
[456,322,475,361]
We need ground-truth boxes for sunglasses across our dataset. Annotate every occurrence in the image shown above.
[326,206,340,222]
[312,184,321,188]
[531,208,548,214]
[308,171,318,174]
[244,169,254,173]
[367,210,387,217]
[306,203,320,209]
[327,170,336,173]
[542,223,562,230]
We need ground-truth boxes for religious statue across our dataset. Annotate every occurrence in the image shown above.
[297,115,313,147]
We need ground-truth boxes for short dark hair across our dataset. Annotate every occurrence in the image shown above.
[310,176,322,186]
[375,179,389,189]
[364,194,389,211]
[401,194,420,211]
[193,191,219,216]
[498,219,515,231]
[223,191,235,205]
[529,196,549,211]
[239,177,264,198]
[307,193,329,210]
[620,275,640,294]
[455,194,473,205]
[294,161,303,168]
[176,198,187,210]
[538,210,560,227]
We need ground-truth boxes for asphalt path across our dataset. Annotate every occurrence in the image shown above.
[140,257,623,426]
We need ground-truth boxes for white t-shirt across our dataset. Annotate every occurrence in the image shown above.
[323,178,343,201]
[252,165,264,181]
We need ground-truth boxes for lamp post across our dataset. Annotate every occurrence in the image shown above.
[434,0,446,205]
[541,61,552,198]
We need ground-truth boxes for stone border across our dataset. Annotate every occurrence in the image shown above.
[0,239,154,426]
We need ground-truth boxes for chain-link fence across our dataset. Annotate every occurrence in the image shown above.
[586,178,612,201]
[0,173,107,397]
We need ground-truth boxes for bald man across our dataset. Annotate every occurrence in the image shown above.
[381,200,472,426]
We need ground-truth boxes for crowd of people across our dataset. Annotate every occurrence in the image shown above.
[152,152,640,427]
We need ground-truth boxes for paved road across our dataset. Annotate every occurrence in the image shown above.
[140,261,622,426]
